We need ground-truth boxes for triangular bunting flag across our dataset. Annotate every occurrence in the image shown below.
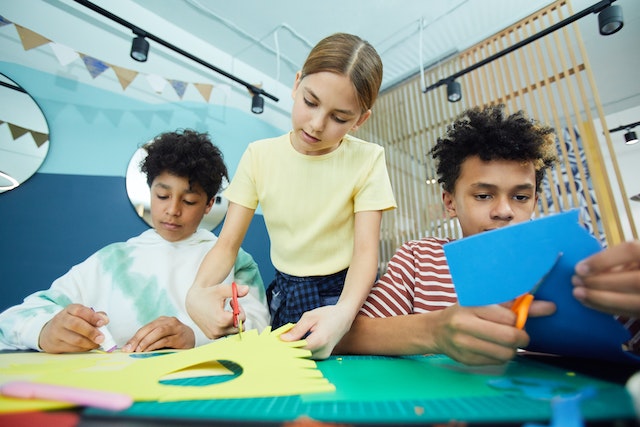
[194,83,213,102]
[31,131,49,148]
[14,25,51,50]
[7,123,30,140]
[100,108,126,128]
[168,80,188,99]
[80,54,110,79]
[130,110,154,128]
[111,65,138,90]
[0,15,13,26]
[146,74,167,93]
[155,109,174,124]
[49,42,79,66]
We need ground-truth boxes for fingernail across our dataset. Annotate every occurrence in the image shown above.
[122,344,132,352]
[575,261,590,276]
[571,275,583,287]
[573,286,586,300]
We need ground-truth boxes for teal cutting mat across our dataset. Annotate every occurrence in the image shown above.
[86,355,635,424]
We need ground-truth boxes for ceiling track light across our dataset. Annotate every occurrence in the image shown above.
[608,120,640,146]
[130,34,149,62]
[423,0,624,98]
[446,80,461,102]
[624,130,638,145]
[251,93,264,114]
[598,4,624,35]
[73,0,279,113]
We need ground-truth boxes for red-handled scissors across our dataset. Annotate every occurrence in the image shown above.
[511,253,562,329]
[231,282,243,339]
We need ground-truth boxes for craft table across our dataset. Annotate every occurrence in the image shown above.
[74,353,638,426]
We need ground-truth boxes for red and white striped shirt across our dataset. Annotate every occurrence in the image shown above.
[361,237,458,318]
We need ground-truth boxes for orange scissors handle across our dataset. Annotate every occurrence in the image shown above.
[511,293,534,329]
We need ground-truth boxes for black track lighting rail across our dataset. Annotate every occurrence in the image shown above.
[609,121,640,133]
[73,0,279,103]
[423,0,618,95]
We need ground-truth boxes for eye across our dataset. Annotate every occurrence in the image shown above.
[475,194,492,200]
[156,194,169,200]
[513,194,531,202]
[183,200,197,206]
[333,115,348,124]
[304,97,316,107]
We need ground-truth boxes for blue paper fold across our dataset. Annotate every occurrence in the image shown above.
[443,209,640,363]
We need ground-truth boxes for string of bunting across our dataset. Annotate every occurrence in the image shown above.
[0,120,48,147]
[0,14,236,103]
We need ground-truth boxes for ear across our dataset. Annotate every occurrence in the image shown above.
[351,109,372,132]
[442,191,457,218]
[291,71,302,100]
[204,197,215,214]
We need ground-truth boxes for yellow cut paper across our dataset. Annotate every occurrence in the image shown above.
[0,325,334,408]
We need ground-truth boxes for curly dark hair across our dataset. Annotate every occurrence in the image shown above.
[430,104,557,193]
[140,129,228,201]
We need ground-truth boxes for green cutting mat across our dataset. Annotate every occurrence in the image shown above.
[85,355,636,424]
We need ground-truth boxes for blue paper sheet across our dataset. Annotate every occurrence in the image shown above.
[443,209,640,363]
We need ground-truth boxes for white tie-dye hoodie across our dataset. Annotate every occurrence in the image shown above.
[0,228,270,350]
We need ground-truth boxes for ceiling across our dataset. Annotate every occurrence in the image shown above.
[122,0,639,106]
[129,0,560,92]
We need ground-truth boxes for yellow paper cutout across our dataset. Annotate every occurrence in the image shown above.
[160,360,233,381]
[0,325,334,409]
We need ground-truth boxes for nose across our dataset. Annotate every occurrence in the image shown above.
[309,110,326,133]
[166,199,181,216]
[491,196,515,221]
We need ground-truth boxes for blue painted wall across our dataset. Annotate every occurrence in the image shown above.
[0,62,282,311]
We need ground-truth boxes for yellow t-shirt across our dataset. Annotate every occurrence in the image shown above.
[225,133,396,276]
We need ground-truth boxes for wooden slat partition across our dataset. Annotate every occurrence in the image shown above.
[354,0,638,274]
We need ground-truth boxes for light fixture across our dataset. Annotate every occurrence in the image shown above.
[446,80,461,102]
[74,0,279,112]
[598,4,624,35]
[608,121,640,145]
[251,93,264,114]
[130,35,149,62]
[424,0,625,97]
[625,130,638,145]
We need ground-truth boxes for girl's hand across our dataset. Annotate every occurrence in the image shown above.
[280,304,354,360]
[38,304,106,353]
[572,241,640,317]
[123,316,195,352]
[186,283,248,339]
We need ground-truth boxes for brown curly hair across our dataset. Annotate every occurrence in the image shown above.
[430,104,557,193]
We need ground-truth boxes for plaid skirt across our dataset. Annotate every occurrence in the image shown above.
[267,268,348,329]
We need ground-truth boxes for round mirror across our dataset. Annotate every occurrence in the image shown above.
[125,147,229,230]
[0,74,50,193]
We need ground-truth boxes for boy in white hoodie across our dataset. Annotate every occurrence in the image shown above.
[0,129,270,353]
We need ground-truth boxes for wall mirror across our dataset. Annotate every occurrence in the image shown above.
[125,147,229,231]
[0,73,50,193]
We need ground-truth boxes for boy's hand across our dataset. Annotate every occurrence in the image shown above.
[186,283,248,340]
[122,317,195,352]
[38,304,107,353]
[431,302,557,366]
